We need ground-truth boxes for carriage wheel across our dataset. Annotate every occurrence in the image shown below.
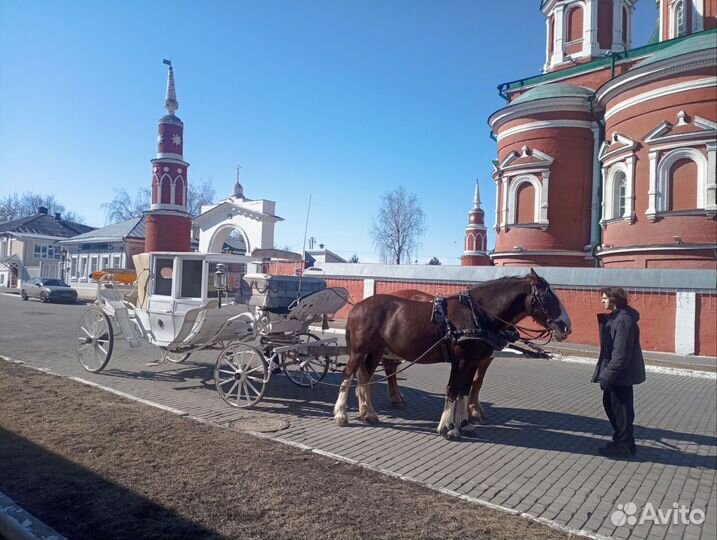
[76,308,114,373]
[160,347,191,363]
[215,343,268,408]
[281,333,331,388]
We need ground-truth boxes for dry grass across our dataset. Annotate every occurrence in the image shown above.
[0,361,569,540]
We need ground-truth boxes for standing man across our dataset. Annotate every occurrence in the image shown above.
[592,287,646,458]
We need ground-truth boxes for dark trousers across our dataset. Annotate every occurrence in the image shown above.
[602,385,635,449]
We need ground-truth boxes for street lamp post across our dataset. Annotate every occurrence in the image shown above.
[61,249,68,282]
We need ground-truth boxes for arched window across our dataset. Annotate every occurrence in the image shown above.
[505,174,548,228]
[548,15,555,56]
[672,0,687,37]
[669,159,698,211]
[602,162,634,224]
[651,147,707,217]
[174,177,185,206]
[622,6,629,46]
[160,174,172,204]
[516,183,536,224]
[598,0,613,49]
[613,171,627,218]
[566,4,584,41]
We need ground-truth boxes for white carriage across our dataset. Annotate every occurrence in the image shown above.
[75,251,349,408]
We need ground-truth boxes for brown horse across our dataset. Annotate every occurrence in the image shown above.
[333,270,571,439]
[385,289,494,424]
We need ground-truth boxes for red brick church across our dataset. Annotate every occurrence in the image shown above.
[463,0,717,268]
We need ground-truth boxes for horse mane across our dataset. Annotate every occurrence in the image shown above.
[468,275,532,324]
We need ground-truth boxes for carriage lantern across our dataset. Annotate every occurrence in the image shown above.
[214,263,227,308]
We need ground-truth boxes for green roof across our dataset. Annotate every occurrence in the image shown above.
[500,28,717,95]
[511,83,594,104]
[638,31,717,67]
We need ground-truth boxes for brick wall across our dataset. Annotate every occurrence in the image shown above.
[697,294,717,357]
[265,264,716,359]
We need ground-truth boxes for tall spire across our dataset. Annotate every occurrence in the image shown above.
[473,179,481,208]
[163,59,178,115]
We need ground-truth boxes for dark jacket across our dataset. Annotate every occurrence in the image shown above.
[592,306,646,388]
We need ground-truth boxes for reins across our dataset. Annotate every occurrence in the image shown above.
[293,334,452,389]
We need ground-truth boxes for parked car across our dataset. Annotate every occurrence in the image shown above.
[21,278,79,303]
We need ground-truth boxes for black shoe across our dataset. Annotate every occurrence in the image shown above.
[602,440,638,456]
[598,444,632,458]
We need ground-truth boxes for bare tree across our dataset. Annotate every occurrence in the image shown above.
[370,185,426,265]
[101,176,216,224]
[187,177,215,217]
[101,188,150,223]
[0,191,85,223]
[0,193,21,222]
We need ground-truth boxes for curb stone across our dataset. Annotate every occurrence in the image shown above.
[0,492,66,540]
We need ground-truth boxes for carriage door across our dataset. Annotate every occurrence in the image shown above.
[148,256,177,344]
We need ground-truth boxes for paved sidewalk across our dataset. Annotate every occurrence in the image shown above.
[0,297,715,540]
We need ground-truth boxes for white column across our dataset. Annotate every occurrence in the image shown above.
[624,155,636,222]
[582,0,595,57]
[591,123,602,239]
[600,165,609,225]
[363,278,375,299]
[545,17,552,71]
[675,292,696,355]
[613,0,624,51]
[501,177,510,229]
[590,0,600,55]
[539,171,550,230]
[705,141,717,216]
[646,151,658,221]
[551,5,566,66]
[693,0,704,32]
[493,177,501,231]
[658,0,665,41]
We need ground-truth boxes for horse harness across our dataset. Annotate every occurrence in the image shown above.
[430,292,519,364]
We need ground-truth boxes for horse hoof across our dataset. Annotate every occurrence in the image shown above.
[335,414,349,427]
[445,428,462,441]
[460,420,476,433]
[391,400,406,410]
[364,413,379,424]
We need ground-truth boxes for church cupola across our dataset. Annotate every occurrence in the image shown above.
[542,0,637,72]
[144,59,192,253]
[461,180,491,266]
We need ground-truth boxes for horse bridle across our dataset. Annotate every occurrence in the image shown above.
[526,283,559,340]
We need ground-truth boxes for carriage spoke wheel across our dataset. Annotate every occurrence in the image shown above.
[281,333,331,388]
[215,343,268,408]
[76,308,114,373]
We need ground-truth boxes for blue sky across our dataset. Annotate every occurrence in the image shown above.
[0,1,657,263]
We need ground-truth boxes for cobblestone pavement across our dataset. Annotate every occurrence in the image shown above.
[1,295,715,540]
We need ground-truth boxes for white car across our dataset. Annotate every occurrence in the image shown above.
[21,278,79,304]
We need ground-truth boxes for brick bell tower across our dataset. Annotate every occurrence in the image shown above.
[144,59,192,253]
[461,180,490,266]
